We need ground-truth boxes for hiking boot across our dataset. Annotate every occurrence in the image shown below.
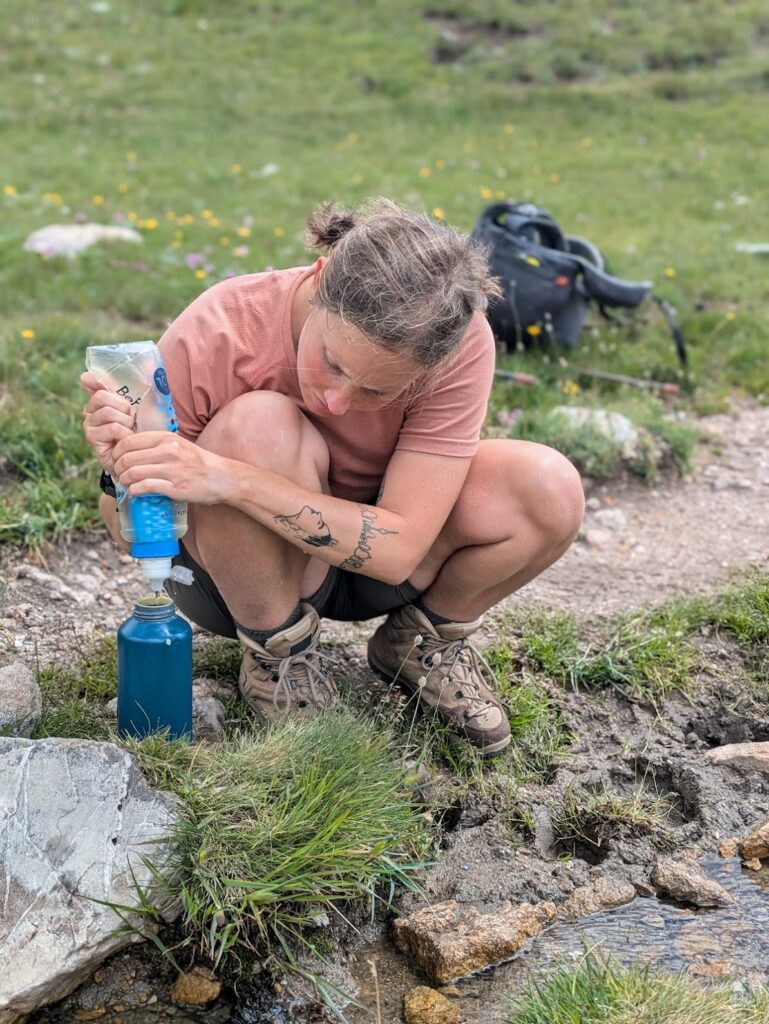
[237,603,338,722]
[367,604,511,756]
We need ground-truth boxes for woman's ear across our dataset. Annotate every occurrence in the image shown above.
[313,255,326,275]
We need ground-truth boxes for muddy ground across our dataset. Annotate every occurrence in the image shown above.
[6,398,769,1022]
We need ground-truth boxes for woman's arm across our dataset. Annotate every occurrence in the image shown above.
[112,432,472,585]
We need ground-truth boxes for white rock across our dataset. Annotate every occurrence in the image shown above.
[0,737,177,1021]
[551,407,639,459]
[192,697,225,743]
[0,662,42,737]
[591,508,628,533]
[23,223,143,259]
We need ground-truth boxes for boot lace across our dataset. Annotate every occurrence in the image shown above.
[416,634,500,722]
[253,648,338,713]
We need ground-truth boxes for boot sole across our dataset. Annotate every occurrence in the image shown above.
[367,652,512,757]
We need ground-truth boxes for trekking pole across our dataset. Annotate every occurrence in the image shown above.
[574,367,680,396]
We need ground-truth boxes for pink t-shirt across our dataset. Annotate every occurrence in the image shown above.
[158,267,495,502]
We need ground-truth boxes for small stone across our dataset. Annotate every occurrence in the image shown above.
[743,858,763,871]
[591,508,628,533]
[74,1010,107,1021]
[437,986,461,997]
[718,839,739,858]
[739,817,769,860]
[558,876,636,919]
[0,661,43,737]
[706,742,769,774]
[403,986,460,1024]
[651,855,735,907]
[192,697,225,743]
[585,496,602,511]
[170,966,222,1007]
[393,899,556,984]
[584,527,612,550]
[23,223,143,259]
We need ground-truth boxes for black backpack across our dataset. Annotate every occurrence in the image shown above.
[471,201,686,367]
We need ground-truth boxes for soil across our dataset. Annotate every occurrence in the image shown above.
[7,397,769,1024]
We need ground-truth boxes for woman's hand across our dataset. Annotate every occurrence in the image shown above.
[112,431,233,505]
[80,371,134,473]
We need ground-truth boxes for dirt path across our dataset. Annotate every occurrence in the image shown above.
[1,400,768,667]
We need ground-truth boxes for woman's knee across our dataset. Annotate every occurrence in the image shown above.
[453,439,584,547]
[511,441,585,545]
[196,391,329,480]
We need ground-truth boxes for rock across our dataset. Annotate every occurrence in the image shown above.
[0,661,42,737]
[584,527,613,550]
[743,858,763,871]
[738,817,769,860]
[23,223,143,259]
[192,697,225,743]
[718,838,740,858]
[558,876,636,919]
[705,741,769,774]
[170,966,222,1007]
[650,855,735,907]
[0,737,177,1021]
[403,986,460,1024]
[551,407,639,459]
[14,565,93,606]
[585,496,602,512]
[591,508,628,533]
[392,899,556,984]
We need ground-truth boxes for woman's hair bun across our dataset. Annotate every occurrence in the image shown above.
[304,201,359,252]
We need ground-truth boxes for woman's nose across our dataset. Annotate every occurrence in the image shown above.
[323,384,353,415]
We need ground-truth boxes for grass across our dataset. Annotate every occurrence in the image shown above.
[1,0,768,543]
[118,716,431,986]
[550,781,675,861]
[506,951,769,1024]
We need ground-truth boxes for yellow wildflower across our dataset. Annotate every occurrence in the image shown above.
[504,123,515,134]
[230,163,242,174]
[220,236,230,246]
[21,329,35,340]
[347,132,358,144]
[435,159,446,169]
[140,218,158,230]
[165,210,175,221]
[548,172,561,184]
[580,137,593,149]
[126,151,137,162]
[562,378,580,397]
[432,207,444,220]
[726,310,736,321]
[664,267,676,278]
[237,226,251,238]
[127,211,137,222]
[526,324,542,337]
[479,186,493,199]
[4,184,18,196]
[194,269,206,279]
[118,182,128,193]
[42,192,63,205]
[274,226,284,237]
[419,167,432,178]
[201,209,213,220]
[171,240,182,249]
[92,195,105,205]
[209,217,220,227]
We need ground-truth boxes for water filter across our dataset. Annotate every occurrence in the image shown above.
[85,341,188,592]
[117,596,193,740]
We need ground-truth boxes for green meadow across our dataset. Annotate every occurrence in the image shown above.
[1,0,768,544]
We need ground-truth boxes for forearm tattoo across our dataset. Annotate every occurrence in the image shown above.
[274,505,339,548]
[339,505,398,571]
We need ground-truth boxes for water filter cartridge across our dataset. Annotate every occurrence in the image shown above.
[85,341,188,590]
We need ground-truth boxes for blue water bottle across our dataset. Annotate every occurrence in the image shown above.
[117,596,193,740]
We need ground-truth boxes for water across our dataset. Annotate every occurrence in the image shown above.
[345,858,769,1023]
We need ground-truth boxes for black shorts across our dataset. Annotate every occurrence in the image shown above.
[165,543,423,639]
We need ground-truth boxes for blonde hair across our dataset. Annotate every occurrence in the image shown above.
[304,198,501,367]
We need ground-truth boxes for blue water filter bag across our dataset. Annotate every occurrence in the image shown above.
[117,596,192,740]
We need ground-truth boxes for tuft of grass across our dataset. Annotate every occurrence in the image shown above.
[550,781,675,861]
[702,571,769,647]
[33,634,118,739]
[119,714,431,978]
[506,950,769,1024]
[487,640,572,782]
[507,605,700,704]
